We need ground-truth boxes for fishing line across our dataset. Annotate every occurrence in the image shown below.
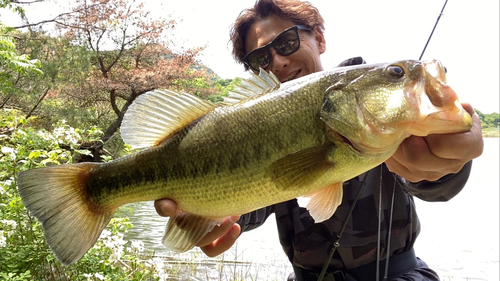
[383,179,397,281]
[376,169,398,281]
[376,2,450,279]
[317,170,370,281]
[419,0,449,60]
[320,2,449,278]
[376,165,383,281]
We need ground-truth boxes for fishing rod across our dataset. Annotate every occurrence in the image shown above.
[375,0,448,281]
[419,0,449,60]
[318,2,450,280]
[375,2,450,280]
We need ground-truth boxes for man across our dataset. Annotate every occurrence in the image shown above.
[155,0,483,280]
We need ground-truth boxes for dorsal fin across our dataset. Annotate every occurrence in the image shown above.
[223,68,281,104]
[121,89,216,149]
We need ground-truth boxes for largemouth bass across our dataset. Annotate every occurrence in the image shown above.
[18,60,472,265]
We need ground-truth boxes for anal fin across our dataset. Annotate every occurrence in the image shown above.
[162,211,223,252]
[304,182,344,223]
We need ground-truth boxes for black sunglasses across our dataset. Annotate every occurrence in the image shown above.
[243,25,312,72]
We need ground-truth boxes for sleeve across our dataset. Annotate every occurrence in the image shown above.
[236,205,275,233]
[337,56,366,67]
[398,160,473,202]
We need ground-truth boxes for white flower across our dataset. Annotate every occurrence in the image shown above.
[149,258,168,281]
[130,240,144,253]
[99,230,111,239]
[0,233,6,248]
[1,220,17,237]
[1,146,14,154]
[108,251,121,263]
[1,146,16,160]
[94,273,105,280]
[1,177,13,188]
[101,232,127,262]
[1,219,17,229]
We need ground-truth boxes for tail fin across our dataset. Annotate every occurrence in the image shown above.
[18,163,115,265]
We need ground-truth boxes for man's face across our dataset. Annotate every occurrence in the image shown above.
[244,15,326,83]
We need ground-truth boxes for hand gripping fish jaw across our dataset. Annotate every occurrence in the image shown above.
[320,60,472,156]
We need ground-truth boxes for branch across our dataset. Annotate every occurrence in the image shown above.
[11,3,102,29]
[25,86,51,119]
[0,93,14,109]
[9,0,44,4]
[109,89,120,116]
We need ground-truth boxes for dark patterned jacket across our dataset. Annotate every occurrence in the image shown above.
[237,162,472,272]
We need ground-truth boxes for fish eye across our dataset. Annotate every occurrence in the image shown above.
[387,65,405,77]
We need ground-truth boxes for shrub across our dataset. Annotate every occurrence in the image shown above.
[0,109,163,280]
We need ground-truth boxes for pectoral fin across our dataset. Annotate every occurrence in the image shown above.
[268,144,335,191]
[162,210,223,252]
[304,182,344,223]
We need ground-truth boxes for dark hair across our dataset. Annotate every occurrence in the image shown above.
[229,0,325,70]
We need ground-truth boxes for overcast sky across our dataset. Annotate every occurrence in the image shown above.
[2,0,499,113]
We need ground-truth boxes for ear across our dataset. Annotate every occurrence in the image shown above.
[313,26,326,54]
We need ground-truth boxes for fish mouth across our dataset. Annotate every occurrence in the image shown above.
[330,129,360,153]
[280,70,301,83]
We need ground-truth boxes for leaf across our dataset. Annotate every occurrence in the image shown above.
[28,151,41,159]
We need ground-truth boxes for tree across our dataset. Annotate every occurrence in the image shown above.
[475,109,500,129]
[23,0,216,160]
[0,0,30,16]
[0,22,42,109]
[56,0,215,159]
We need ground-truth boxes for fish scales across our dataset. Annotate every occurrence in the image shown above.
[17,60,473,265]
[88,75,333,216]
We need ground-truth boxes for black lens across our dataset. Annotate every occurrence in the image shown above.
[246,48,272,71]
[273,29,300,55]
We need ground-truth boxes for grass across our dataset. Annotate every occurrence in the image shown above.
[482,127,499,138]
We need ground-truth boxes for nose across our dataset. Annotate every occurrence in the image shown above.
[269,48,291,73]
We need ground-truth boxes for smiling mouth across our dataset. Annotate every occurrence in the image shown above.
[281,70,300,83]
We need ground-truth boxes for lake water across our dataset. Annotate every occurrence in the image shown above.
[124,138,499,280]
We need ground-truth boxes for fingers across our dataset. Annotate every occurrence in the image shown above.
[386,153,457,182]
[386,135,467,182]
[154,200,241,257]
[154,199,177,217]
[197,215,239,247]
[424,104,483,160]
[198,216,241,257]
[461,102,475,116]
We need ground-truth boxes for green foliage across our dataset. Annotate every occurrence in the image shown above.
[475,109,500,129]
[0,0,25,17]
[1,29,104,129]
[474,109,499,137]
[172,75,238,104]
[0,109,164,280]
[0,23,42,98]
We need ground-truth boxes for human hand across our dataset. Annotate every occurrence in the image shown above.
[154,199,241,257]
[385,103,483,182]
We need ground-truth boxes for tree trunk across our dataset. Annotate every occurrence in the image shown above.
[90,95,136,161]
